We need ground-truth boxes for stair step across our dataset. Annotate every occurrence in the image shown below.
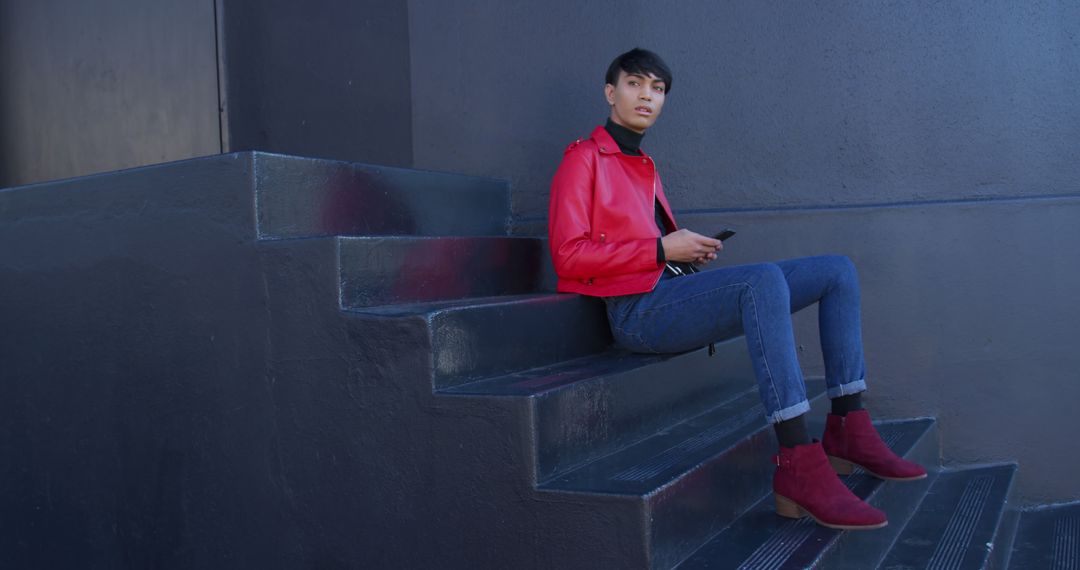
[347,293,610,388]
[878,463,1017,570]
[538,379,828,570]
[1008,502,1080,569]
[675,418,939,570]
[801,419,940,569]
[338,236,554,309]
[445,338,757,482]
[253,152,510,239]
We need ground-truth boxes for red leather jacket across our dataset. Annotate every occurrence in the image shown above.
[548,126,678,297]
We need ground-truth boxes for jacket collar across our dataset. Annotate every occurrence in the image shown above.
[590,125,650,158]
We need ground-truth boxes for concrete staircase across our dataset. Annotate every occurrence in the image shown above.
[0,151,1052,568]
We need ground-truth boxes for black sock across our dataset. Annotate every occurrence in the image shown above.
[831,392,864,416]
[773,415,811,448]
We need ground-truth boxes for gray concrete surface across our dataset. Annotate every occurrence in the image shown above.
[408,0,1080,221]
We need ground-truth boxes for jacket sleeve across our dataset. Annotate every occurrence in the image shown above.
[548,146,661,281]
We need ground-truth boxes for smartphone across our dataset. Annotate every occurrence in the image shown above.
[712,229,736,242]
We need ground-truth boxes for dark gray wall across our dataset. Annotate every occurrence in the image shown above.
[409,0,1080,221]
[0,0,414,188]
[221,0,413,167]
[0,0,221,188]
[419,1,1080,505]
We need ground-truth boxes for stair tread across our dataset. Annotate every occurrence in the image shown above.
[343,292,561,317]
[879,463,1017,570]
[343,292,612,389]
[443,335,752,397]
[675,418,937,569]
[441,349,679,396]
[1009,502,1080,570]
[539,378,827,495]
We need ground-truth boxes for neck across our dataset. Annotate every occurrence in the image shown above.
[605,118,645,155]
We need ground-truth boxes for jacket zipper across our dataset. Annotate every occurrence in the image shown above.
[649,162,711,356]
[648,156,665,290]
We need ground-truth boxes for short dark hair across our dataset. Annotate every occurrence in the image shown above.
[605,48,673,94]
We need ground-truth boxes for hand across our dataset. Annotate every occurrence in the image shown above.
[661,229,722,263]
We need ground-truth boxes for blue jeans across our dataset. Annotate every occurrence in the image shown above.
[604,255,867,424]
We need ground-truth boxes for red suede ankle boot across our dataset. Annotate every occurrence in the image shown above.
[822,410,928,481]
[773,440,888,530]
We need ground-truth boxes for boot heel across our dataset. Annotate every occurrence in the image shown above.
[829,455,854,475]
[774,494,806,519]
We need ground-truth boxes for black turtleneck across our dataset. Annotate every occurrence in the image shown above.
[604,118,645,157]
[603,119,669,267]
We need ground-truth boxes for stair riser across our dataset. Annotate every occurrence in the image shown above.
[985,504,1020,570]
[431,295,611,388]
[338,237,555,308]
[535,341,755,482]
[253,153,510,239]
[646,393,831,570]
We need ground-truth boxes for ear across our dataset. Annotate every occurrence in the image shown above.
[604,83,615,106]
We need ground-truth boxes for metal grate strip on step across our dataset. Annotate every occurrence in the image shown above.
[926,475,994,570]
[735,518,815,570]
[876,464,1015,570]
[1053,516,1079,570]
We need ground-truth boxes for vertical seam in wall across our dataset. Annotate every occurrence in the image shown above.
[403,0,414,168]
[212,0,229,153]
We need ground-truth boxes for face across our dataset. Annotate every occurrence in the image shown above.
[605,70,667,133]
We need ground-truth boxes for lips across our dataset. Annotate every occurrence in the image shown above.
[635,106,653,115]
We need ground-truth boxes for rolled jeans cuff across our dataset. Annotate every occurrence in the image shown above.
[766,399,811,425]
[826,378,867,399]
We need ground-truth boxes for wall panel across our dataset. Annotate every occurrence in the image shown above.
[0,0,221,187]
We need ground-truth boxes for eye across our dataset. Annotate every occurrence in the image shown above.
[628,80,640,87]
[654,85,666,93]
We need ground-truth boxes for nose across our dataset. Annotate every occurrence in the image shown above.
[639,89,652,101]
